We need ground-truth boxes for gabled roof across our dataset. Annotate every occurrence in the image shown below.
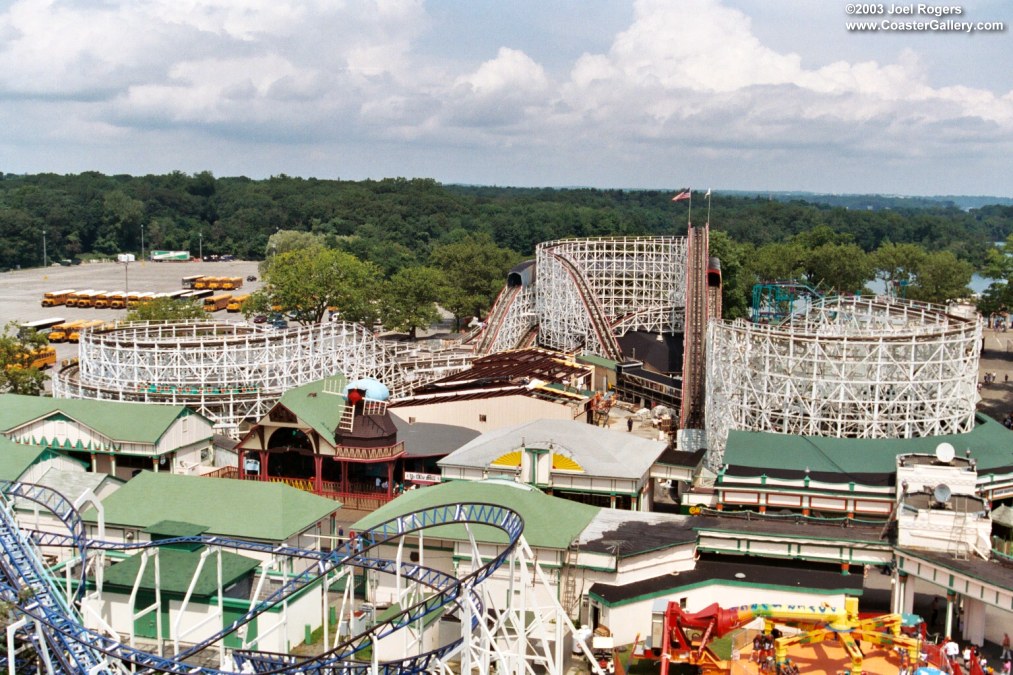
[0,436,49,480]
[439,418,667,480]
[275,377,348,445]
[80,472,340,542]
[0,394,209,446]
[103,547,260,597]
[723,414,1013,483]
[31,467,119,503]
[352,479,599,550]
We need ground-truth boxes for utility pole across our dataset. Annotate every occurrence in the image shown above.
[42,228,47,268]
[199,231,203,261]
[141,223,145,262]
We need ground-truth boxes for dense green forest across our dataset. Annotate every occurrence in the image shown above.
[4,171,1013,318]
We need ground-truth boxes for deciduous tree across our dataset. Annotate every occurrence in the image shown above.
[0,322,49,395]
[380,267,447,339]
[126,297,206,322]
[429,234,520,328]
[253,247,382,325]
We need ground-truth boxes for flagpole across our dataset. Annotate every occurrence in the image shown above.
[688,191,692,228]
[706,189,712,226]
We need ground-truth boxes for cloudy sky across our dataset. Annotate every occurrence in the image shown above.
[2,0,1011,196]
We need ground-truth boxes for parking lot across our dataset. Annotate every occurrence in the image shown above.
[0,259,263,364]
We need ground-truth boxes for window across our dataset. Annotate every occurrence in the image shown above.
[479,414,487,422]
[408,417,416,424]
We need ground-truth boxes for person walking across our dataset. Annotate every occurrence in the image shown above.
[1002,632,1011,660]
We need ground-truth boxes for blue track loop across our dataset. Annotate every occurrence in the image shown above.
[1,481,524,675]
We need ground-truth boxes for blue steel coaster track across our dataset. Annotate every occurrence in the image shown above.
[0,481,524,674]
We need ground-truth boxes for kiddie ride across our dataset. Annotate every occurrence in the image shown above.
[640,597,921,675]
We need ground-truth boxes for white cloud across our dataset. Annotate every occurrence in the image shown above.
[0,0,1010,194]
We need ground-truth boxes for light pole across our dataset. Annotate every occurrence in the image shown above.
[42,229,47,268]
[199,231,203,262]
[117,254,135,295]
[141,223,145,262]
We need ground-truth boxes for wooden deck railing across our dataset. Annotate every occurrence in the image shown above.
[200,468,396,506]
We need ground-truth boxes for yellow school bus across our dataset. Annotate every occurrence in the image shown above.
[226,294,250,312]
[68,320,106,343]
[49,320,87,343]
[7,346,57,371]
[65,290,97,308]
[75,290,108,308]
[203,293,233,312]
[41,289,76,307]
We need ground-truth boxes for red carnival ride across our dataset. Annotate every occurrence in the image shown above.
[640,598,921,675]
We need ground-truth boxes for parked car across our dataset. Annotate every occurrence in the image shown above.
[253,315,267,324]
[246,275,257,282]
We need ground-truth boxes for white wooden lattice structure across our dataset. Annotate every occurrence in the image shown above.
[705,296,982,469]
[53,321,473,437]
[534,236,687,355]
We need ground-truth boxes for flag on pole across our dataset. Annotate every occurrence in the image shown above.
[672,189,691,202]
[705,188,711,197]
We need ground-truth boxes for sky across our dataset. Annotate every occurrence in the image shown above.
[1,0,1012,196]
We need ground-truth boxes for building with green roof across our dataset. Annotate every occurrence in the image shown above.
[355,478,600,550]
[86,541,322,651]
[707,413,1013,519]
[80,471,341,549]
[234,375,436,512]
[0,435,74,482]
[0,393,214,480]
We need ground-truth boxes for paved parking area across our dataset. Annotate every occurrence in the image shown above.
[0,259,262,364]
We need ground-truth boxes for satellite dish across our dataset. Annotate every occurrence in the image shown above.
[933,483,952,504]
[935,442,955,464]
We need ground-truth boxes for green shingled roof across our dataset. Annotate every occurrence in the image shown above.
[0,394,209,445]
[81,472,340,542]
[352,479,599,550]
[276,377,347,445]
[103,548,261,597]
[0,436,49,480]
[724,413,1013,476]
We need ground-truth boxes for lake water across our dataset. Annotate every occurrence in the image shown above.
[866,273,995,296]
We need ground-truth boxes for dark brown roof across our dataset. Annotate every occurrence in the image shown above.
[390,348,592,408]
[415,348,590,392]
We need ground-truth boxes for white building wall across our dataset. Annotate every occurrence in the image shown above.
[596,585,852,646]
[7,411,212,461]
[368,541,457,608]
[248,584,324,653]
[17,455,85,482]
[155,415,214,455]
[897,461,978,497]
[391,396,581,435]
[896,509,991,557]
[611,546,697,586]
[375,617,439,662]
[82,586,322,655]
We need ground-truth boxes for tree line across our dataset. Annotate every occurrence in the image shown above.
[4,172,1013,323]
